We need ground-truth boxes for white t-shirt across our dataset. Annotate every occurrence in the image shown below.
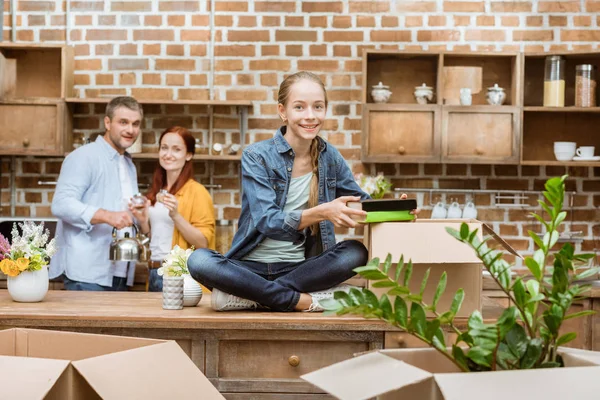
[148,201,175,262]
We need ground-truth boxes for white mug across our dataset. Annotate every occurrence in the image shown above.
[462,201,478,219]
[447,201,462,219]
[576,146,595,159]
[459,88,472,106]
[431,201,447,219]
[553,141,577,161]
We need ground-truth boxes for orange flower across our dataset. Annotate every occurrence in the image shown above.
[15,258,30,272]
[0,259,20,277]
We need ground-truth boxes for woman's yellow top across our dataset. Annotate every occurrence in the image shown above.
[172,179,216,250]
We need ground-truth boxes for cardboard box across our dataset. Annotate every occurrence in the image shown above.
[302,347,600,400]
[0,328,224,399]
[363,219,519,318]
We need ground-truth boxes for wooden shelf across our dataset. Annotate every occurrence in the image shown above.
[444,105,519,113]
[521,160,600,167]
[65,98,253,107]
[524,106,600,113]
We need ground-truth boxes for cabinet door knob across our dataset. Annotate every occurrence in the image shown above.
[23,139,30,147]
[398,146,406,155]
[397,337,406,347]
[475,147,484,155]
[288,355,300,367]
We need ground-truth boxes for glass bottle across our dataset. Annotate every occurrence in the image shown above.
[215,220,233,255]
[575,64,597,107]
[543,55,565,107]
[131,192,147,208]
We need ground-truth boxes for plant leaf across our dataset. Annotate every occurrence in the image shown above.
[379,294,393,321]
[394,296,408,327]
[449,289,465,317]
[529,230,546,252]
[524,258,542,281]
[467,346,492,368]
[394,255,404,283]
[403,260,413,287]
[564,310,596,320]
[556,332,577,347]
[382,253,393,275]
[419,268,431,297]
[371,281,397,288]
[387,286,410,296]
[460,222,470,240]
[520,338,543,369]
[432,272,447,310]
[409,302,427,337]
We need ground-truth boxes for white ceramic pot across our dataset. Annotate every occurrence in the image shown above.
[7,265,49,303]
[371,82,392,103]
[414,83,434,105]
[162,276,184,310]
[486,83,506,105]
[183,274,203,307]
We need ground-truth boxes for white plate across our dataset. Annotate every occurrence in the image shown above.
[573,156,600,161]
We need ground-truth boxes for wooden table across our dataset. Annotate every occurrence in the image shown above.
[0,288,595,399]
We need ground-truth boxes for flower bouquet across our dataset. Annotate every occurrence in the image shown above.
[158,245,202,308]
[0,221,57,302]
[355,173,393,199]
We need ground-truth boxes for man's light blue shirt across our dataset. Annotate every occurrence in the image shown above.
[49,135,138,287]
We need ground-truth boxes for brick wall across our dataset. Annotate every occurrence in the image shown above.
[1,0,600,266]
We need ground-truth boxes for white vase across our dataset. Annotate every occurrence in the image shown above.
[7,265,49,303]
[162,276,184,310]
[183,274,203,307]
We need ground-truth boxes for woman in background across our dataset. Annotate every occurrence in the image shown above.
[133,126,215,291]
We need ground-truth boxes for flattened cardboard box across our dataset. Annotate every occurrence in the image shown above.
[364,219,521,318]
[0,328,225,399]
[302,347,600,400]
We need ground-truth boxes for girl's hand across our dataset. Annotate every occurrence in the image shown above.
[129,198,150,224]
[162,193,180,219]
[323,196,367,228]
[399,193,421,219]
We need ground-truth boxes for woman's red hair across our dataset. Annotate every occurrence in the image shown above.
[146,126,195,205]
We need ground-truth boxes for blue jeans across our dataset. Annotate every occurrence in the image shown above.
[148,268,163,292]
[187,239,368,312]
[63,275,128,291]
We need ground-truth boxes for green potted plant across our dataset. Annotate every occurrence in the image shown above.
[323,176,598,371]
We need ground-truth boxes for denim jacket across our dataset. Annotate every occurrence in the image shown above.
[226,127,369,260]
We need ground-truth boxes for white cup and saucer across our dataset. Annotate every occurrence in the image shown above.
[553,141,576,161]
[573,146,600,161]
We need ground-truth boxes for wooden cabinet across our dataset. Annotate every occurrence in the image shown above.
[442,106,520,163]
[521,51,600,166]
[0,100,66,156]
[362,50,522,164]
[362,104,441,163]
[0,44,72,156]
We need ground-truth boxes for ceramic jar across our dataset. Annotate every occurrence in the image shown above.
[486,84,506,105]
[183,274,203,307]
[162,276,184,310]
[414,83,434,105]
[7,265,49,303]
[371,82,392,103]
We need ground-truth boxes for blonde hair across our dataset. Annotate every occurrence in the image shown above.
[278,72,328,236]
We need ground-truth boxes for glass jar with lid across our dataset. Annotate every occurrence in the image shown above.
[543,55,565,107]
[575,64,597,107]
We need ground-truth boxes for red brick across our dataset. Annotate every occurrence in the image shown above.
[119,43,137,56]
[310,44,328,56]
[262,16,281,27]
[396,1,437,12]
[526,16,543,26]
[190,45,207,56]
[297,60,340,72]
[85,29,126,41]
[561,30,600,41]
[476,16,495,26]
[134,29,175,41]
[324,31,364,42]
[74,74,90,86]
[371,30,411,42]
[18,1,55,11]
[215,16,233,26]
[491,1,532,12]
[513,30,554,41]
[144,15,162,26]
[215,1,248,11]
[28,15,45,26]
[538,1,580,12]
[143,44,161,55]
[226,90,268,101]
[549,15,567,26]
[215,45,255,57]
[74,59,102,71]
[40,29,65,41]
[255,1,296,12]
[285,45,303,56]
[444,1,485,12]
[275,30,317,41]
[573,16,592,26]
[228,30,270,42]
[357,16,376,27]
[501,16,520,27]
[332,75,351,86]
[328,90,361,102]
[453,16,471,26]
[417,30,460,41]
[587,0,600,11]
[350,1,389,12]
[260,73,278,86]
[285,16,304,27]
[428,15,447,27]
[51,15,65,26]
[261,45,280,56]
[158,1,199,11]
[155,59,196,71]
[96,74,114,85]
[181,30,210,41]
[238,16,257,27]
[131,88,174,100]
[309,16,328,28]
[465,29,506,41]
[119,73,136,85]
[98,15,117,26]
[95,44,114,55]
[333,16,353,28]
[165,74,184,86]
[302,1,343,12]
[109,59,148,70]
[165,44,184,56]
[249,59,291,71]
[166,15,185,27]
[112,1,152,11]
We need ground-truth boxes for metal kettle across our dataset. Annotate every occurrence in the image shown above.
[109,224,150,262]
